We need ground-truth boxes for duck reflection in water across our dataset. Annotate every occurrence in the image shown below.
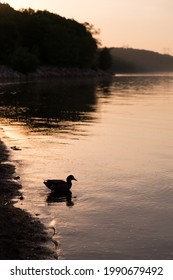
[46,190,74,207]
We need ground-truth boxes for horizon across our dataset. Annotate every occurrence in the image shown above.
[2,0,173,55]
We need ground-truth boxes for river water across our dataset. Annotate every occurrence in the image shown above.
[1,74,173,259]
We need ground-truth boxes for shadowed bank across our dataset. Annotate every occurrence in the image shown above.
[0,139,56,259]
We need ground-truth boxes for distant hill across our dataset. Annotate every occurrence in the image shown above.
[110,48,173,73]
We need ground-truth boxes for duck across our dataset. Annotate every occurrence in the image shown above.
[44,175,77,192]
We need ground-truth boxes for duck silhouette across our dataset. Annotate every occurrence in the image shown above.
[44,175,77,192]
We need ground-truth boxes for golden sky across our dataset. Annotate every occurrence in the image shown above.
[4,0,173,54]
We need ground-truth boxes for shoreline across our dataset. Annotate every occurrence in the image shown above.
[0,65,113,80]
[0,138,57,260]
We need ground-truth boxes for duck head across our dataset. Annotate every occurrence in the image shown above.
[66,175,77,183]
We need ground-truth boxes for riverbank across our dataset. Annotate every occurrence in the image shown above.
[0,65,113,80]
[0,138,56,260]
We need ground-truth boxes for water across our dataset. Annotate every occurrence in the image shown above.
[1,74,173,259]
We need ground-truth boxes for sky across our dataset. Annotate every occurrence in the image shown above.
[3,0,173,54]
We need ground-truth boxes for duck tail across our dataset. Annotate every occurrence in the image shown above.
[44,180,48,187]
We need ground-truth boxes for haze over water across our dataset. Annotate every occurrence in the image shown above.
[1,74,173,259]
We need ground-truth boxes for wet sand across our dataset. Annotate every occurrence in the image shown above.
[0,139,57,260]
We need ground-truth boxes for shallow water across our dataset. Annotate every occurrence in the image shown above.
[1,74,173,259]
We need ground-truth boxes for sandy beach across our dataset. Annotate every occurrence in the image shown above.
[0,139,57,260]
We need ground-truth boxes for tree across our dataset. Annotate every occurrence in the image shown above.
[0,3,99,70]
[10,47,40,74]
[83,22,101,47]
[98,48,112,70]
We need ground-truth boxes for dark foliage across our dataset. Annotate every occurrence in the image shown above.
[10,47,40,74]
[0,4,98,73]
[98,48,112,70]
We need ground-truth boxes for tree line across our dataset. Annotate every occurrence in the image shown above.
[0,3,112,73]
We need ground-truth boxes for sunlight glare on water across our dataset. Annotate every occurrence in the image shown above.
[1,75,173,259]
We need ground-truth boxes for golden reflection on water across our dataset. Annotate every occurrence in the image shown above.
[1,75,173,259]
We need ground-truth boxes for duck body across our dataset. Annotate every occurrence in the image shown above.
[44,175,77,193]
